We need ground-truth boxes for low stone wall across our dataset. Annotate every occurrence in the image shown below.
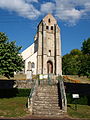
[15,80,32,88]
[0,80,33,89]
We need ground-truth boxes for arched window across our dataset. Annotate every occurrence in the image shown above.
[28,61,31,70]
[48,18,51,23]
[51,26,53,30]
[31,62,35,68]
[46,26,49,30]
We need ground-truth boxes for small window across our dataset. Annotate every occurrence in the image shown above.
[46,26,49,30]
[49,50,51,56]
[51,26,53,30]
[48,18,51,23]
[31,62,35,68]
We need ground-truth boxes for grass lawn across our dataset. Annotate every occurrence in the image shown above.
[0,97,29,118]
[0,97,90,119]
[68,104,90,118]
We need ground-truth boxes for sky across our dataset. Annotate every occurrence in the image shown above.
[0,0,90,55]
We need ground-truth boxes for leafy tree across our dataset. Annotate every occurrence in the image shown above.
[78,55,90,77]
[79,38,90,77]
[62,53,80,75]
[0,32,24,78]
[70,49,82,56]
[62,38,90,77]
[81,38,90,55]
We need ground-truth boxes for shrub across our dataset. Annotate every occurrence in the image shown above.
[66,93,89,105]
[16,89,30,97]
[0,88,30,98]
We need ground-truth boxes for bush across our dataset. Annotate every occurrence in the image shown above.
[0,88,30,98]
[16,89,30,97]
[67,93,89,105]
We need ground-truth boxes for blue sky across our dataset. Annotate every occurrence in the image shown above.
[0,0,90,55]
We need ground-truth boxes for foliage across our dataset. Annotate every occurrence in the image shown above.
[78,55,90,77]
[0,88,30,98]
[16,88,30,97]
[81,38,90,55]
[70,49,82,56]
[66,93,89,105]
[62,38,90,77]
[0,32,24,78]
[62,51,80,75]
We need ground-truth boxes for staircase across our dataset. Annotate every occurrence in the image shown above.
[32,85,65,117]
[28,76,67,118]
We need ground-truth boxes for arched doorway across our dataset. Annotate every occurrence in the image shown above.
[47,61,53,74]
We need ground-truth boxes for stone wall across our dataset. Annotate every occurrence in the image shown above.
[0,80,32,89]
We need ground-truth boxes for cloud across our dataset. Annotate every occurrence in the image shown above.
[25,0,38,3]
[0,0,40,19]
[0,0,90,25]
[54,0,90,25]
[40,0,90,25]
[40,2,55,14]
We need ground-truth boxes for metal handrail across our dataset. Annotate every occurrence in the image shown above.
[28,79,38,113]
[57,76,67,112]
[29,80,36,99]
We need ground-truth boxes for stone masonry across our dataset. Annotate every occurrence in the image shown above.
[37,13,62,75]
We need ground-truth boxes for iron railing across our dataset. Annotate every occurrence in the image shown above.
[27,79,38,114]
[57,76,67,112]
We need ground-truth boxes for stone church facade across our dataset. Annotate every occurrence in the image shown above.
[21,13,62,76]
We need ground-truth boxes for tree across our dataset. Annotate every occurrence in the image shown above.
[0,32,24,78]
[70,49,82,56]
[78,55,90,77]
[62,38,90,77]
[62,53,80,75]
[81,38,90,55]
[79,38,90,77]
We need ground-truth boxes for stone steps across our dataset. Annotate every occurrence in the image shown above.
[33,103,60,110]
[32,84,64,117]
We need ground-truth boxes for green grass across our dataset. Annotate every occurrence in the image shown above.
[68,104,90,118]
[0,97,90,118]
[0,97,29,118]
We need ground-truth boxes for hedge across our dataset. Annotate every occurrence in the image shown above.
[0,88,30,98]
[66,93,90,105]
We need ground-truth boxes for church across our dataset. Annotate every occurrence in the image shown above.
[21,13,62,76]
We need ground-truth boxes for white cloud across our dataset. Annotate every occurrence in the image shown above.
[40,2,55,14]
[0,0,90,25]
[0,0,40,19]
[25,0,38,3]
[54,0,90,24]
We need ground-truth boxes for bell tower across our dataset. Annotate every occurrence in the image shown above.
[37,13,62,75]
